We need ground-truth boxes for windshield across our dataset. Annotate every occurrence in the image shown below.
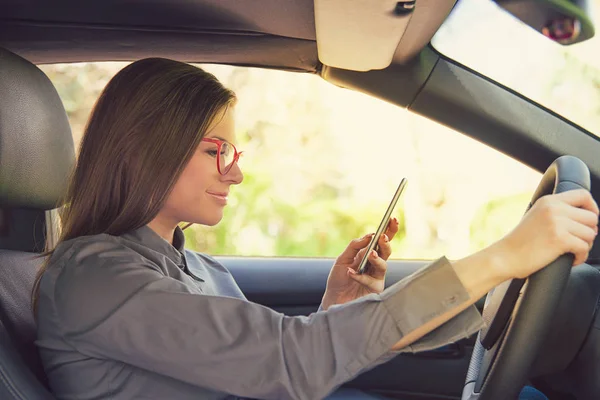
[432,0,600,136]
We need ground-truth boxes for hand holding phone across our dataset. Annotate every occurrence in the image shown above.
[356,178,407,274]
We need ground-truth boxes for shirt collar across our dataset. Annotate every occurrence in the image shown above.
[122,224,186,265]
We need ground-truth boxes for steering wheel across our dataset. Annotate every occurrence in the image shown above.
[461,155,591,400]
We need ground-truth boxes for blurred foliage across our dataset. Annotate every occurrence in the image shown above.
[41,63,125,145]
[183,172,407,258]
[470,193,532,252]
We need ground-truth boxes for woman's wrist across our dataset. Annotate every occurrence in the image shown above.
[452,242,514,301]
[483,239,516,282]
[319,293,335,311]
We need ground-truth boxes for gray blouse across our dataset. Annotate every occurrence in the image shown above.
[35,225,484,400]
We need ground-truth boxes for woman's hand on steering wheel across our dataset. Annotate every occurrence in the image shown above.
[495,189,598,280]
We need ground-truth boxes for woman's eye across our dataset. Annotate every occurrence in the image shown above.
[206,149,218,157]
[221,143,231,156]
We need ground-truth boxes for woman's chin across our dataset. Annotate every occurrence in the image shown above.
[196,214,224,227]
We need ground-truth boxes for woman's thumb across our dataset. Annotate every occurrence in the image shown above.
[348,268,373,286]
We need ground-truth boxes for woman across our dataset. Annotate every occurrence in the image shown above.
[33,58,598,400]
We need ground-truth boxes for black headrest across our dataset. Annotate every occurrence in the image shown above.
[0,48,74,210]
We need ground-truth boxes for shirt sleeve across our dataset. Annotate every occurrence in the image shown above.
[317,260,483,354]
[54,246,483,400]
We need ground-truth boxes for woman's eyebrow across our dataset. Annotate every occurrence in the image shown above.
[205,135,228,142]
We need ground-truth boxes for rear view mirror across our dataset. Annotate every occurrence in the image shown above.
[494,0,595,44]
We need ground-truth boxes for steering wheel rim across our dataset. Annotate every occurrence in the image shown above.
[461,155,591,400]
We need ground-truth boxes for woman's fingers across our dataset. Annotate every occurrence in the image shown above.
[347,268,379,290]
[377,217,400,260]
[349,250,387,283]
[552,191,598,265]
[558,189,600,215]
[565,218,597,248]
[341,217,400,264]
[367,249,387,279]
[337,233,374,263]
[353,247,387,277]
[565,234,592,266]
[385,217,400,242]
[563,203,600,229]
[377,233,392,260]
[563,218,597,266]
[501,190,598,279]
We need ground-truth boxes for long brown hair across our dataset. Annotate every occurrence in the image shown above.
[32,58,236,311]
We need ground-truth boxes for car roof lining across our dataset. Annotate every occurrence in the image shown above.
[0,0,319,69]
[1,21,320,71]
[1,0,317,40]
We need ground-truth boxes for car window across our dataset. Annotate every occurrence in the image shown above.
[432,0,600,136]
[41,62,541,260]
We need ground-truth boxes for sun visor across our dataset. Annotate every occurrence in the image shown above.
[315,0,456,71]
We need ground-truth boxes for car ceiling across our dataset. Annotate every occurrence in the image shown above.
[0,0,319,70]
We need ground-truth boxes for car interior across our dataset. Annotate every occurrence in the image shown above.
[0,0,599,399]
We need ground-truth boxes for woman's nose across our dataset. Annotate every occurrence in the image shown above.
[223,162,244,184]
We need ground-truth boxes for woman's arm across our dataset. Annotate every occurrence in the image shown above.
[393,189,599,351]
[46,243,479,400]
[391,243,505,351]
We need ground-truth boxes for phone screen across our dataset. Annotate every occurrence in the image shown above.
[356,178,407,274]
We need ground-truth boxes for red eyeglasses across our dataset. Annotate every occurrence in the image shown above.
[201,138,242,175]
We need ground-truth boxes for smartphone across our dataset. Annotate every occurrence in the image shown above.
[356,178,407,275]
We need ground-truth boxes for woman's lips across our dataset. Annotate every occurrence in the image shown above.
[207,191,228,205]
